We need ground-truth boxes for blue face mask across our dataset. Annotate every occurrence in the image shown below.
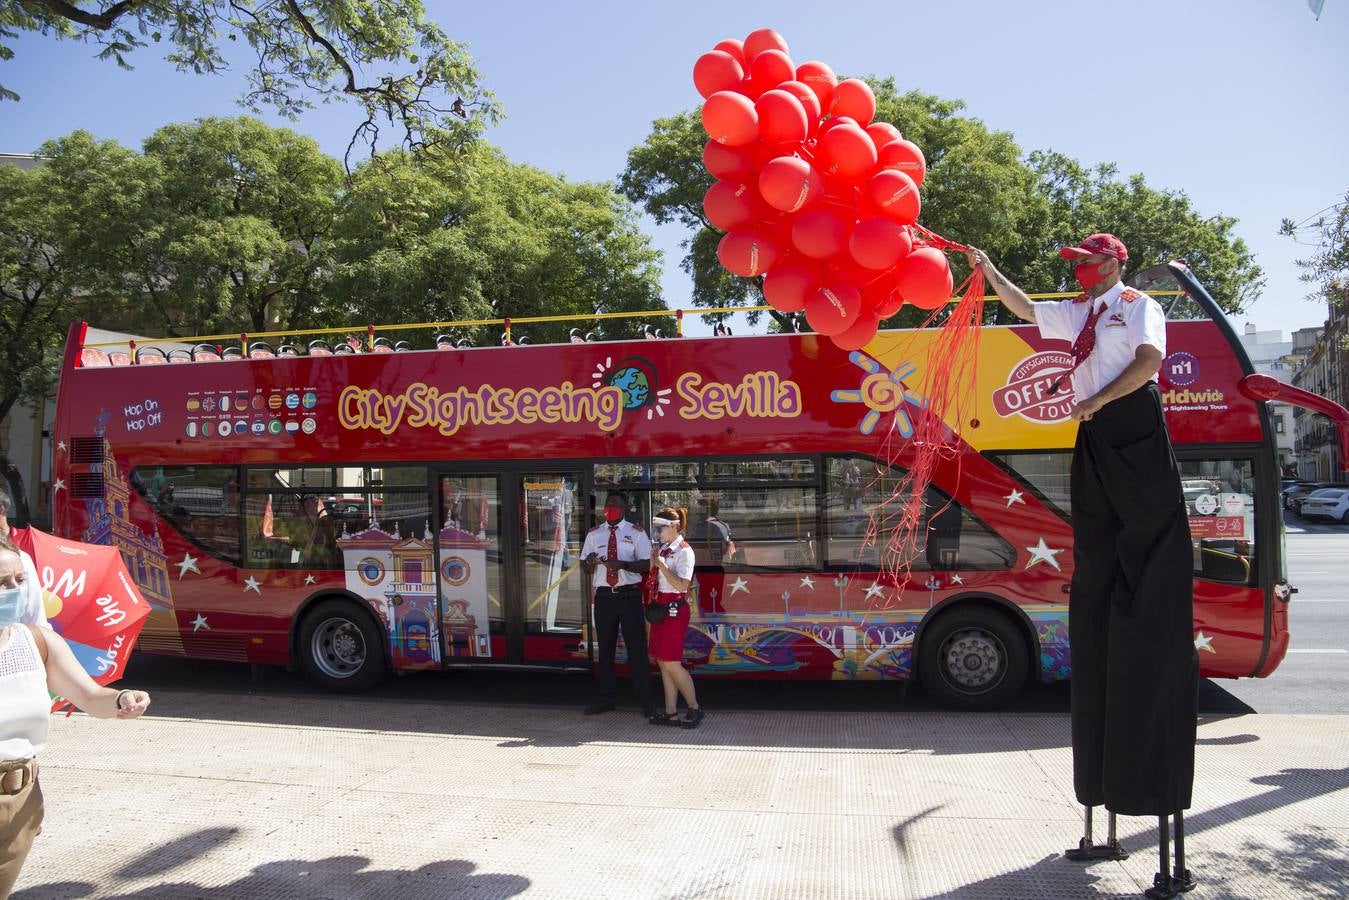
[0,586,25,627]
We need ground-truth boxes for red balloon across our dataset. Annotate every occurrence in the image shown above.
[762,257,822,313]
[775,80,822,125]
[693,51,746,100]
[791,209,849,259]
[717,228,783,278]
[743,28,790,63]
[831,311,881,351]
[805,280,862,336]
[702,91,759,146]
[818,123,878,182]
[895,247,953,310]
[750,49,795,91]
[795,60,837,111]
[755,89,809,145]
[759,156,824,213]
[713,38,746,67]
[868,168,921,225]
[866,121,903,151]
[819,115,858,134]
[849,218,914,270]
[879,139,927,186]
[704,180,761,232]
[703,140,755,180]
[831,79,877,126]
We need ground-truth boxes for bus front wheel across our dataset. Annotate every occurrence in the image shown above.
[298,600,387,692]
[917,607,1028,710]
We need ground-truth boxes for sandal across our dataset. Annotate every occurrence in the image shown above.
[649,712,683,726]
[681,708,705,729]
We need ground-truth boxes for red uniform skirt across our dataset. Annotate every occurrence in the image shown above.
[648,591,691,662]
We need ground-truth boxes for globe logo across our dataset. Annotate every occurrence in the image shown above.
[609,366,652,410]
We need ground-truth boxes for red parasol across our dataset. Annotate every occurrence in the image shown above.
[10,527,152,706]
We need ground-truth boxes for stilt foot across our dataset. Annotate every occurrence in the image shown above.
[1064,836,1129,861]
[1144,871,1196,898]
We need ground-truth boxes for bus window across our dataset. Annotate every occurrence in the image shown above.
[986,451,1073,520]
[825,456,1015,571]
[690,486,816,569]
[1179,457,1256,585]
[139,466,242,564]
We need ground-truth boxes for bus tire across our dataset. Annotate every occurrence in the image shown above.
[297,599,387,692]
[917,606,1028,710]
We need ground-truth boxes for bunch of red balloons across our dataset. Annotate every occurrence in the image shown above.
[695,28,954,350]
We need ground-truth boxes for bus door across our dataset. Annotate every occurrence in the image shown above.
[435,474,506,663]
[512,470,588,665]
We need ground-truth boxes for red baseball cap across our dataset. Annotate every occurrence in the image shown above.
[1059,233,1128,262]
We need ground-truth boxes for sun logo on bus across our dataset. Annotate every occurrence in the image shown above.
[592,356,673,420]
[829,352,927,437]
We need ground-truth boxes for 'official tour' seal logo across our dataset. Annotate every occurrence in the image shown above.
[993,351,1076,424]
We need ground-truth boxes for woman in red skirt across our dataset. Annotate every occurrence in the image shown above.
[647,507,703,728]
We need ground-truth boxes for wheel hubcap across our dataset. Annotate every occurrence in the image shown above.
[941,627,1004,691]
[311,617,366,679]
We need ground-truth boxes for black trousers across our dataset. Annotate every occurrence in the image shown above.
[593,586,653,706]
[1069,382,1199,816]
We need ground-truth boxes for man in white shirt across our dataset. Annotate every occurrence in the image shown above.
[580,491,655,717]
[0,488,48,627]
[969,235,1198,887]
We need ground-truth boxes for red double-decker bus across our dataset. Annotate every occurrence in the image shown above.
[48,262,1347,708]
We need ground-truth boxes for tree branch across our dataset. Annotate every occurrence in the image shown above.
[18,0,142,31]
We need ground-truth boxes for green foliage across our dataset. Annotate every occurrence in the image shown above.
[0,1,500,164]
[0,116,670,422]
[619,78,1264,327]
[1281,192,1349,315]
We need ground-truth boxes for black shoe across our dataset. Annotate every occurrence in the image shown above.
[681,707,705,729]
[584,701,616,715]
[642,705,658,719]
[648,712,682,726]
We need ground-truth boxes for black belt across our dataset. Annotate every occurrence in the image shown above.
[595,584,640,593]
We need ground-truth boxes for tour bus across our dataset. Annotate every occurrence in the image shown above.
[48,262,1347,708]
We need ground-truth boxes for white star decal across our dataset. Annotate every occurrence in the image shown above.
[1194,631,1215,653]
[1024,538,1064,571]
[57,441,67,452]
[304,574,316,585]
[243,576,261,593]
[1004,488,1025,508]
[799,575,816,590]
[728,577,749,597]
[176,553,200,579]
[950,574,965,585]
[191,614,210,633]
[863,582,885,601]
[52,478,65,494]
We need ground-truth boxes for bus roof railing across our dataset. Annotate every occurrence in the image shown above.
[76,291,1187,360]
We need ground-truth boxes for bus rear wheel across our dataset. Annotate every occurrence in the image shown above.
[298,600,387,692]
[917,607,1028,710]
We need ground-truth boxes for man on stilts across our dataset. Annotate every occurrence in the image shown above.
[968,234,1200,899]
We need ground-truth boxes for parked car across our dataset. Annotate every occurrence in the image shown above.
[1298,488,1349,523]
[1284,481,1347,514]
[1182,479,1221,514]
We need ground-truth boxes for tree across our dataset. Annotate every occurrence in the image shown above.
[620,78,1263,326]
[331,145,671,345]
[1280,192,1349,317]
[42,118,346,336]
[1,0,499,165]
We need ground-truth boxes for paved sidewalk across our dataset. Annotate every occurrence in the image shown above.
[13,691,1349,899]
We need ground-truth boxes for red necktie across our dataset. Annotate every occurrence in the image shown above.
[1048,301,1106,395]
[607,524,619,586]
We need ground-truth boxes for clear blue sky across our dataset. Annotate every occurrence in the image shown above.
[2,0,1345,339]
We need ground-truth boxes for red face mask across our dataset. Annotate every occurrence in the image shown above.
[603,506,624,524]
[1074,260,1113,292]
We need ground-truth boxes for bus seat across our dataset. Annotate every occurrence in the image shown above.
[136,347,169,365]
[80,348,112,367]
[247,341,276,359]
[393,341,413,352]
[166,349,193,364]
[221,347,244,360]
[569,328,586,344]
[191,343,222,362]
[372,338,395,353]
[332,343,356,355]
[643,324,659,340]
[108,351,132,366]
[307,340,333,356]
[277,344,301,357]
[434,334,456,350]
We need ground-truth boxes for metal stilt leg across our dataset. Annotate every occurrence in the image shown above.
[1145,816,1178,899]
[1171,810,1195,892]
[1066,805,1128,862]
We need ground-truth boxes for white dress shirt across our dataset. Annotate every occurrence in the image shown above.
[1036,282,1167,401]
[654,536,696,594]
[581,519,652,590]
